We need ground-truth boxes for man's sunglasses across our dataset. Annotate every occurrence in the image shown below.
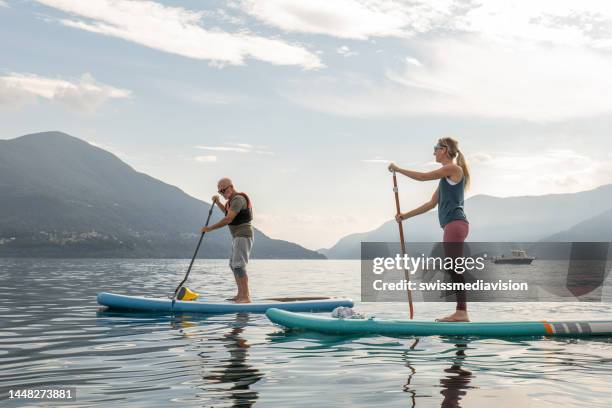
[218,185,232,194]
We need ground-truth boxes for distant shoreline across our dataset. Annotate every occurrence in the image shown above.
[0,255,332,260]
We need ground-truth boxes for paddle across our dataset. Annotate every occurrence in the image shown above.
[171,201,216,308]
[392,170,415,319]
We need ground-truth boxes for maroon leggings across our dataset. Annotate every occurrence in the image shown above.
[443,220,469,311]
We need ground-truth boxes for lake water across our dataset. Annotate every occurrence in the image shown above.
[1,258,612,407]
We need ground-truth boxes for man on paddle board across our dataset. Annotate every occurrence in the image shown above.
[389,137,471,322]
[201,177,253,303]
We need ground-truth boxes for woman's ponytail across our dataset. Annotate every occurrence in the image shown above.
[455,149,470,190]
[439,137,470,190]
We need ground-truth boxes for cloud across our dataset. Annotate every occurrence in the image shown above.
[196,145,251,153]
[473,149,592,171]
[86,139,131,160]
[405,57,422,67]
[460,1,612,49]
[0,82,36,108]
[0,72,130,112]
[194,155,218,162]
[240,0,460,40]
[469,148,607,194]
[0,1,8,8]
[536,174,581,188]
[196,143,274,155]
[234,1,612,121]
[362,157,390,163]
[469,152,494,165]
[283,37,612,121]
[35,0,322,69]
[228,142,253,149]
[337,46,357,57]
[87,139,114,150]
[241,0,612,49]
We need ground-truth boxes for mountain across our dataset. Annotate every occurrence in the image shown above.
[545,208,612,242]
[325,185,612,258]
[0,131,324,259]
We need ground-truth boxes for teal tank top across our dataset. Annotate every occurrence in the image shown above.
[438,176,467,227]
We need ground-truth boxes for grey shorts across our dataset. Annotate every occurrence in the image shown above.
[229,236,253,270]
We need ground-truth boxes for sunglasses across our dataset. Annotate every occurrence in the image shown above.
[434,144,447,151]
[218,185,232,194]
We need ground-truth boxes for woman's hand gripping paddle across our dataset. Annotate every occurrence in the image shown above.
[392,170,415,319]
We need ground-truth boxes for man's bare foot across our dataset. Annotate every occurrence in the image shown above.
[436,311,470,322]
[234,298,251,304]
[226,296,238,301]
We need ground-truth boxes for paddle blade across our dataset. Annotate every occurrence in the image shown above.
[177,287,200,301]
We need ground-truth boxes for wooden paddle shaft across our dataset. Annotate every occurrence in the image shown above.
[393,171,415,319]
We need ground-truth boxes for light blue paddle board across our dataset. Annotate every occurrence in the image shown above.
[266,308,612,337]
[97,292,353,314]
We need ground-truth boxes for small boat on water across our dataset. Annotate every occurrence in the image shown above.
[493,250,535,265]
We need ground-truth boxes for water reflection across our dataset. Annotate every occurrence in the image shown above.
[403,341,475,408]
[176,313,263,407]
[204,313,263,407]
[268,327,477,408]
[438,343,474,408]
[5,259,612,407]
[95,310,263,407]
[401,338,420,406]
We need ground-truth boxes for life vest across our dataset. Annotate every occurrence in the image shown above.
[225,192,253,225]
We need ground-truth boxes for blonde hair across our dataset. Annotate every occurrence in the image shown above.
[438,137,470,190]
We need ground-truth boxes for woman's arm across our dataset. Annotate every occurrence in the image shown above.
[397,188,439,221]
[389,163,458,182]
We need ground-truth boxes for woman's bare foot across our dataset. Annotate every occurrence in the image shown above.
[234,297,251,304]
[436,310,470,322]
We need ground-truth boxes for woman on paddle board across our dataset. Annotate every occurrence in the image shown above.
[388,137,471,322]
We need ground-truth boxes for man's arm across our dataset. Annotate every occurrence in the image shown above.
[210,195,225,212]
[215,200,225,212]
[202,210,237,233]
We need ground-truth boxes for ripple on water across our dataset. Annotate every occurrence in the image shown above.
[1,258,612,408]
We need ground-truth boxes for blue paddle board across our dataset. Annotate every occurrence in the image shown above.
[97,292,353,314]
[266,308,612,337]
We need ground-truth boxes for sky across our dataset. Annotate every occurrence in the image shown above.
[2,0,612,250]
